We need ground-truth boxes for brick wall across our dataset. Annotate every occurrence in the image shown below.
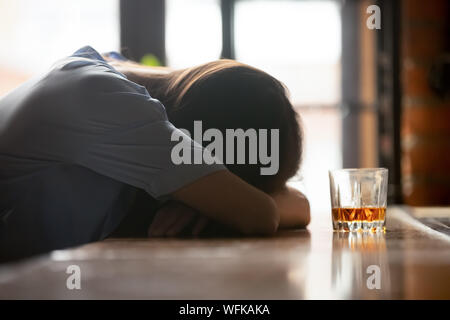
[401,0,450,205]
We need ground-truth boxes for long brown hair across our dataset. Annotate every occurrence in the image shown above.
[126,60,302,193]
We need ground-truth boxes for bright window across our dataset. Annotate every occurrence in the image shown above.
[165,0,222,69]
[233,0,342,214]
[234,0,341,106]
[0,0,119,95]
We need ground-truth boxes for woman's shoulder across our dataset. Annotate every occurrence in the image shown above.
[28,46,169,127]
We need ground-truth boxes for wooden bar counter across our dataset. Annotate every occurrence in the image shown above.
[0,206,449,299]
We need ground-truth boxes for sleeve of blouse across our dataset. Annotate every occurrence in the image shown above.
[76,89,226,199]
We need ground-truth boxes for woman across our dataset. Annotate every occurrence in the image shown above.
[0,46,309,261]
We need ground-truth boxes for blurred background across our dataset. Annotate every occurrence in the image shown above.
[0,0,448,218]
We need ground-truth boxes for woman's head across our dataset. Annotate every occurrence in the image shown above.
[137,60,302,193]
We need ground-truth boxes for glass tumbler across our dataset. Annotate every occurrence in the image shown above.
[329,168,388,232]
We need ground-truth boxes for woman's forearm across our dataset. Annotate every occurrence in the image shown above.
[271,186,310,229]
[172,170,279,235]
[104,58,172,77]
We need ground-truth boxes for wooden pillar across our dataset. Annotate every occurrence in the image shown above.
[120,0,166,64]
[341,0,361,169]
[220,0,235,59]
[400,0,450,205]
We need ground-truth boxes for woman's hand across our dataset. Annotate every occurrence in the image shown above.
[270,186,310,229]
[148,201,209,237]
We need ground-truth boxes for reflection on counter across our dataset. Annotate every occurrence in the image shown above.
[331,232,392,299]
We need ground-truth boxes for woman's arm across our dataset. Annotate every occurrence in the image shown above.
[104,57,172,77]
[270,186,310,229]
[171,170,279,235]
[150,180,309,237]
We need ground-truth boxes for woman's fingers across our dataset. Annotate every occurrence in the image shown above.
[148,205,180,237]
[165,210,196,237]
[191,216,209,236]
[148,202,200,237]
